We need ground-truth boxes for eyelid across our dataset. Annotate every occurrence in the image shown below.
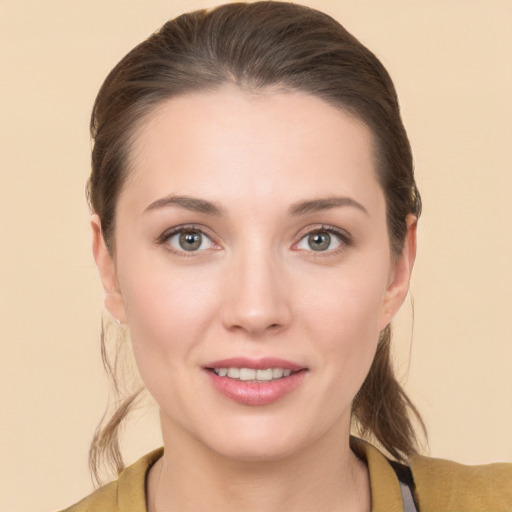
[293,224,352,253]
[156,223,352,256]
[156,224,220,255]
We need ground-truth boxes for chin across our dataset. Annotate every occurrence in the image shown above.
[191,410,337,464]
[205,430,307,463]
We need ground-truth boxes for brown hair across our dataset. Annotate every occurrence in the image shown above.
[88,1,425,483]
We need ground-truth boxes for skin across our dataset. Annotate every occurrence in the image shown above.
[92,86,416,512]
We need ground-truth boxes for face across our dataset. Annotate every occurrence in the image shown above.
[93,87,415,461]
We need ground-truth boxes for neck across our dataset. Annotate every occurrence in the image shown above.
[147,418,370,512]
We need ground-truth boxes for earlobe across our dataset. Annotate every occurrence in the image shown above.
[91,214,127,324]
[378,215,417,330]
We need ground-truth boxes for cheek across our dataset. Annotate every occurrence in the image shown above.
[296,263,389,388]
[125,274,216,342]
[299,261,389,340]
[320,287,381,380]
[116,253,222,384]
[119,243,222,328]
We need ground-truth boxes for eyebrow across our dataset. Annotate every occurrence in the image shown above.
[144,195,224,215]
[143,194,368,216]
[288,196,368,216]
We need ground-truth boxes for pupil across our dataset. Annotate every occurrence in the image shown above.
[180,231,201,251]
[309,232,330,251]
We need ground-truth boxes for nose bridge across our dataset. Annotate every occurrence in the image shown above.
[221,238,291,336]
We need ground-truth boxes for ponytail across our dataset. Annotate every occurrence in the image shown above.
[351,325,426,461]
[88,320,144,485]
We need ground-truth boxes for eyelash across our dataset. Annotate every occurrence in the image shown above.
[157,224,218,258]
[156,224,352,257]
[295,225,352,257]
[300,224,352,252]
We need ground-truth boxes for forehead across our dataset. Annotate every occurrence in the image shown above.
[122,86,382,214]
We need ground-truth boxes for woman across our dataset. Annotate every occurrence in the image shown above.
[62,2,511,511]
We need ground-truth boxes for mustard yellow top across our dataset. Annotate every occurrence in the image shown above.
[60,442,512,512]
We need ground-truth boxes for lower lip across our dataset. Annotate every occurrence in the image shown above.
[205,370,307,406]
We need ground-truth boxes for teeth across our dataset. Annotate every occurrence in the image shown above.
[256,369,273,381]
[239,368,256,381]
[227,368,239,379]
[272,368,284,379]
[213,367,295,381]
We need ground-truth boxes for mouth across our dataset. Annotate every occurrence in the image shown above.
[208,367,296,381]
[204,358,308,406]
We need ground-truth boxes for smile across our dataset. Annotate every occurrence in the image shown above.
[205,358,308,406]
[211,367,293,381]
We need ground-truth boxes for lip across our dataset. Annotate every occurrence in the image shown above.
[204,357,308,406]
[205,357,304,371]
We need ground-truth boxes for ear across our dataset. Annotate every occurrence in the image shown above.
[91,214,127,324]
[378,215,417,330]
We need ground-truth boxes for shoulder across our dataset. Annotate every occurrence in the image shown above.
[410,453,512,512]
[58,448,164,512]
[58,480,119,512]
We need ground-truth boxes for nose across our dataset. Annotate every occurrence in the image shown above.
[221,247,292,338]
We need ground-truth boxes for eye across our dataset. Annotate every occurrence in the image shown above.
[296,228,346,252]
[166,229,214,252]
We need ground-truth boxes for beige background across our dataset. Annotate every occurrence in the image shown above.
[1,1,511,511]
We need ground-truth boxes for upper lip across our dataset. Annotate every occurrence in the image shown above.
[205,357,305,371]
